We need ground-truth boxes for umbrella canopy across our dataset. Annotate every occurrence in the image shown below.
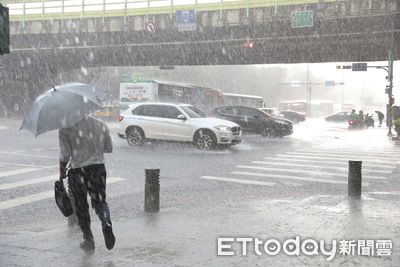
[20,82,102,137]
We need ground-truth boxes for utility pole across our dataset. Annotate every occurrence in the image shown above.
[367,50,394,136]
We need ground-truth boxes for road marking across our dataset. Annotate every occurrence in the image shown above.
[251,161,392,174]
[231,171,370,186]
[200,176,276,186]
[297,148,399,156]
[288,150,399,158]
[0,151,58,159]
[276,154,395,165]
[0,125,8,130]
[0,175,56,190]
[0,167,42,178]
[312,147,399,154]
[0,162,58,169]
[263,157,394,169]
[0,177,124,211]
[235,165,386,180]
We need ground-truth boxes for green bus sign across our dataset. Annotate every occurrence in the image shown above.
[291,10,314,28]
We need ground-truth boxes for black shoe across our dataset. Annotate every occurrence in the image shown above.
[103,224,115,250]
[80,240,95,254]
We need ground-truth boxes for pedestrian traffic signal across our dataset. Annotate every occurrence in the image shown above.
[0,4,10,55]
[389,97,395,106]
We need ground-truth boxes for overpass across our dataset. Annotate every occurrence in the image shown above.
[0,0,399,112]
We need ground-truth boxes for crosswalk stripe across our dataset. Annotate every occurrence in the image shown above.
[288,151,398,159]
[276,154,395,165]
[0,177,124,211]
[296,149,399,156]
[200,176,276,186]
[0,175,56,190]
[0,151,58,159]
[236,165,386,180]
[231,171,370,186]
[0,168,42,178]
[251,161,392,174]
[312,147,398,153]
[0,162,58,169]
[263,157,394,169]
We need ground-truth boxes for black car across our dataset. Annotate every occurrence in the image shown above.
[279,110,306,123]
[211,106,293,137]
[325,111,350,122]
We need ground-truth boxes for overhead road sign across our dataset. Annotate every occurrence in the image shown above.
[176,10,196,32]
[291,10,313,28]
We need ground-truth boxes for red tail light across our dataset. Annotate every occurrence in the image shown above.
[118,115,124,122]
[349,120,354,125]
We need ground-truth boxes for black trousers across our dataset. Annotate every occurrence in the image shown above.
[68,164,112,241]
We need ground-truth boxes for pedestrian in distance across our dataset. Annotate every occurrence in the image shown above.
[375,110,385,127]
[59,115,115,254]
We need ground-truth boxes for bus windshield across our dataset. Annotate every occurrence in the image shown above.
[180,105,208,118]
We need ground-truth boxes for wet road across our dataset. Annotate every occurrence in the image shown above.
[1,117,399,230]
[1,117,400,266]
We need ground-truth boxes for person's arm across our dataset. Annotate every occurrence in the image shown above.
[104,125,113,153]
[59,130,72,179]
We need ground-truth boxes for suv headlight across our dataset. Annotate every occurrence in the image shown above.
[214,125,231,131]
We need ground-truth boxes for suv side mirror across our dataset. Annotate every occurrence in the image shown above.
[177,114,187,120]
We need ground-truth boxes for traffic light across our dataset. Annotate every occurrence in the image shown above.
[243,41,254,48]
[0,4,10,55]
[352,63,367,71]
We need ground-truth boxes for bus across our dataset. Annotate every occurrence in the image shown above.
[119,79,223,113]
[279,100,334,117]
[222,93,265,108]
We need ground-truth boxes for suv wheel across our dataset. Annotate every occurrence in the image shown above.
[126,127,145,146]
[194,130,217,150]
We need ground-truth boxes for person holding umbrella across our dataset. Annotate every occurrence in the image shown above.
[59,114,115,253]
[21,82,115,253]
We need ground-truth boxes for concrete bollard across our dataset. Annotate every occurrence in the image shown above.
[348,161,362,198]
[144,169,160,213]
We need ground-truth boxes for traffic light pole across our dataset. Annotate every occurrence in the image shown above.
[367,50,394,136]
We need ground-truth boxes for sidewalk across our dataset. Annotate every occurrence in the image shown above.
[1,192,399,267]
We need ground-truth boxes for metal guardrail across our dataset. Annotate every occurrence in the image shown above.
[3,0,339,21]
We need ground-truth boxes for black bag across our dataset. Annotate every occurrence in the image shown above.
[54,178,73,217]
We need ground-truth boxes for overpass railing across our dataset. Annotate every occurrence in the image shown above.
[3,0,340,21]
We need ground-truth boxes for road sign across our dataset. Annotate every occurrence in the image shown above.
[325,80,336,86]
[291,10,313,28]
[145,22,155,33]
[176,10,196,31]
[352,63,367,71]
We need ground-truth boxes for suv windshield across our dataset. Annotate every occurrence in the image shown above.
[180,106,208,118]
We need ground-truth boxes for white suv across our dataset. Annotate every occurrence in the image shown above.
[118,103,241,150]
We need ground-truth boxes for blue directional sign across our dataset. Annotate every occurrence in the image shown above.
[325,80,336,87]
[176,10,196,31]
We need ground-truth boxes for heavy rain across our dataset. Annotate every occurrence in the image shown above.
[0,0,400,266]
